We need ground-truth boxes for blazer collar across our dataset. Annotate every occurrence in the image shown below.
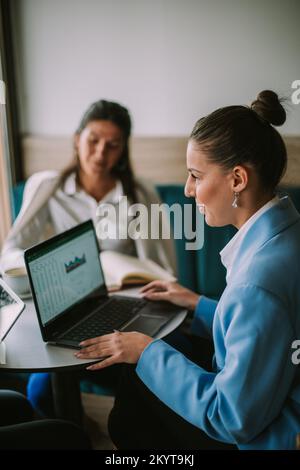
[220,196,279,274]
[223,195,300,281]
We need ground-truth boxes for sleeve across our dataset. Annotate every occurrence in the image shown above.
[0,174,53,271]
[190,296,218,338]
[136,284,295,445]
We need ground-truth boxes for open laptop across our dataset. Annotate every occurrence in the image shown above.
[24,220,186,349]
[0,278,25,342]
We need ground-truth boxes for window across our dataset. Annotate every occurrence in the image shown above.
[0,78,13,248]
[0,0,22,249]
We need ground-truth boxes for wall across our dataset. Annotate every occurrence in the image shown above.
[12,0,300,137]
[21,135,300,186]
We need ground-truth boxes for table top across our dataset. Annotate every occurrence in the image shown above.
[0,287,187,372]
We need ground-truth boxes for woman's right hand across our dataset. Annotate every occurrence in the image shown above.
[140,281,200,311]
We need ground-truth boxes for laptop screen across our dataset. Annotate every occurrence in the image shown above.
[25,221,106,326]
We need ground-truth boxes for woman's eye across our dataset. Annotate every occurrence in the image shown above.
[108,142,121,149]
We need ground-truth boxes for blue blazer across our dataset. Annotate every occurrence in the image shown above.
[136,196,300,449]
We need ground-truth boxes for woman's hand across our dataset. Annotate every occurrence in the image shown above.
[140,281,200,311]
[74,331,153,370]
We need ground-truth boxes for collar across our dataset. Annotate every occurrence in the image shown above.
[63,172,123,203]
[101,180,124,204]
[222,195,300,282]
[220,196,279,275]
[63,172,77,195]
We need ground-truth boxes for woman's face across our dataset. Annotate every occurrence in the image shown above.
[185,140,234,227]
[75,120,125,178]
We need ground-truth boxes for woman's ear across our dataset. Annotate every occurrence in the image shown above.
[231,165,249,192]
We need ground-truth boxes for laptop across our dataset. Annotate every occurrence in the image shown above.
[24,220,186,349]
[0,278,25,342]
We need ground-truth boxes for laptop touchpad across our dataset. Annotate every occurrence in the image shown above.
[122,315,168,337]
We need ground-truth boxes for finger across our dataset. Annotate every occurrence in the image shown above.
[77,344,102,354]
[142,291,170,301]
[79,337,113,352]
[86,355,120,370]
[141,287,166,296]
[140,280,167,292]
[79,352,110,360]
[75,347,112,359]
[79,333,115,347]
[75,349,109,359]
[140,280,167,293]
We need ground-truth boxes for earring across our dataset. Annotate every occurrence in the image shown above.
[232,192,239,208]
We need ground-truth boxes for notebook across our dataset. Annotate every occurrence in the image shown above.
[100,251,176,291]
[24,220,186,349]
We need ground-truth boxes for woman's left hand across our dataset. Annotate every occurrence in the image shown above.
[74,331,154,370]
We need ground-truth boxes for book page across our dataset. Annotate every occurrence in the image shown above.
[100,251,176,291]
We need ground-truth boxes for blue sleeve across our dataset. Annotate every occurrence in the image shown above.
[136,284,295,445]
[190,296,218,338]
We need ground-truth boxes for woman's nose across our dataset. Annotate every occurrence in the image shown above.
[184,178,195,198]
[95,141,106,157]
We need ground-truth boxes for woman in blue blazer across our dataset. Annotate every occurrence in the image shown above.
[76,90,300,449]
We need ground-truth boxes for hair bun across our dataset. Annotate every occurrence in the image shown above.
[250,90,286,126]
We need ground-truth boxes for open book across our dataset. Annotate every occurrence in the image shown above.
[100,251,176,292]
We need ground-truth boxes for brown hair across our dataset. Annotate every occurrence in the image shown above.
[190,90,287,192]
[60,100,137,202]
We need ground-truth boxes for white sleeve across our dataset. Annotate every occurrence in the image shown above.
[0,172,57,271]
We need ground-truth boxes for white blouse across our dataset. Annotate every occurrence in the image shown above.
[49,172,136,254]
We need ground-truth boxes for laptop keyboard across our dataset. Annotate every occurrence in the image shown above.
[59,297,147,343]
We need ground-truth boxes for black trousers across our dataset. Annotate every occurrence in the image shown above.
[0,390,91,450]
[108,333,237,450]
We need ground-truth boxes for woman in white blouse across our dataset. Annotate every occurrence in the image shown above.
[0,99,176,274]
[0,99,176,418]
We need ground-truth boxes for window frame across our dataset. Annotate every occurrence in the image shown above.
[0,79,13,247]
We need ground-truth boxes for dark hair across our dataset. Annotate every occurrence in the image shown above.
[190,90,287,192]
[61,100,137,202]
